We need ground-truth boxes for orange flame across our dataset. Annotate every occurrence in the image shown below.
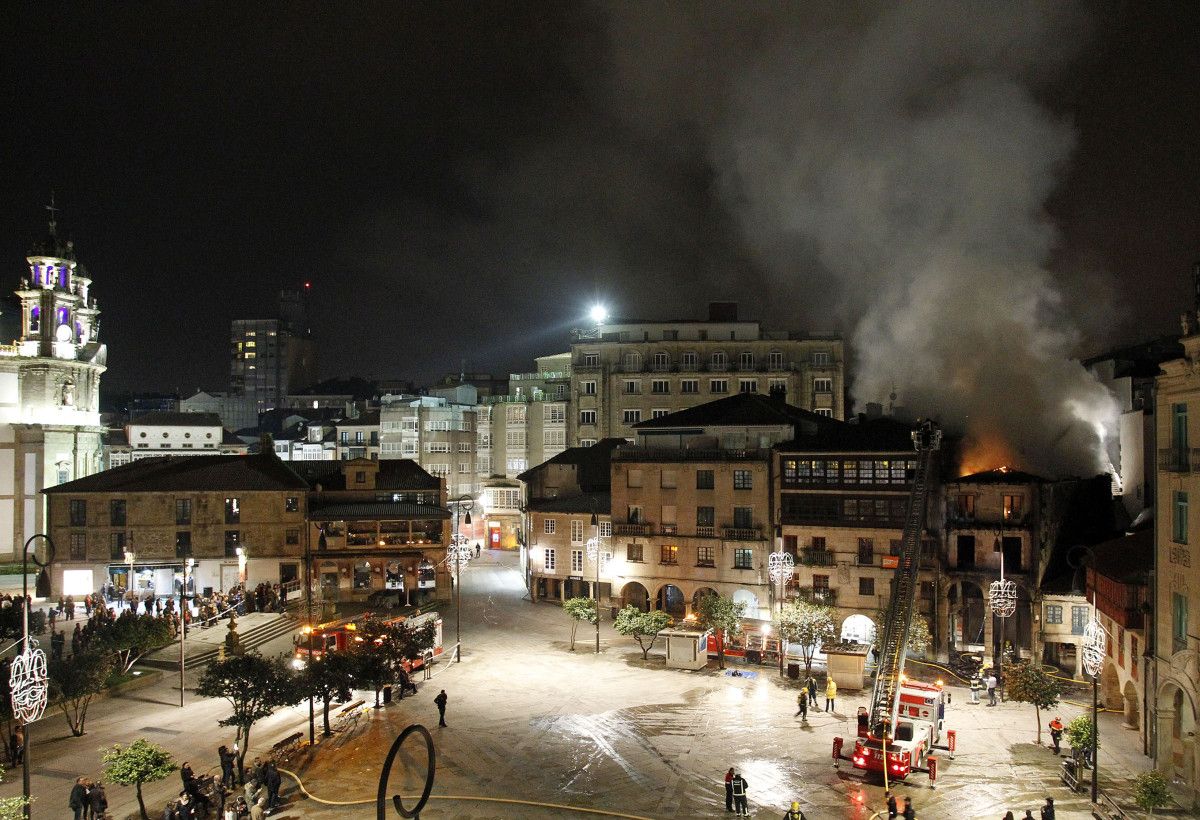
[958,432,1020,477]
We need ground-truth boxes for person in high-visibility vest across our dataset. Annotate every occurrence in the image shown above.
[1048,716,1064,755]
[825,676,837,712]
[782,800,805,819]
[731,771,748,816]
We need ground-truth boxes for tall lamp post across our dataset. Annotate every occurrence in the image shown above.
[125,550,135,608]
[586,510,605,654]
[452,495,473,662]
[12,535,53,819]
[179,557,194,708]
[988,534,1016,703]
[1069,544,1105,804]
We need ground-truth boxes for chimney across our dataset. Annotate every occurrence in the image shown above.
[708,302,738,322]
[768,383,787,406]
[865,402,883,419]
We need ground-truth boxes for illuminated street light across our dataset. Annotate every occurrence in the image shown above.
[586,508,608,654]
[452,495,474,662]
[989,534,1017,702]
[589,304,607,325]
[180,557,194,708]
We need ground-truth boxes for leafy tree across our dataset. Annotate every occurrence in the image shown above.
[94,612,174,673]
[871,612,932,656]
[0,797,29,820]
[350,642,391,708]
[102,739,177,820]
[695,593,746,670]
[303,650,357,736]
[563,598,598,651]
[1132,769,1172,815]
[775,601,835,678]
[49,650,114,736]
[196,652,298,780]
[613,606,671,660]
[1065,714,1098,763]
[1005,662,1065,745]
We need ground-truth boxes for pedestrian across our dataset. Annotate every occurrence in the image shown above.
[1023,812,1034,819]
[857,707,870,737]
[886,789,898,818]
[902,796,915,820]
[783,800,805,819]
[162,800,178,820]
[724,767,734,812]
[825,676,837,712]
[264,760,281,809]
[807,676,820,711]
[175,792,195,820]
[731,770,748,816]
[69,777,88,820]
[799,690,808,719]
[89,781,108,820]
[475,542,481,557]
[51,628,65,661]
[1048,716,1064,755]
[1040,797,1055,820]
[1003,812,1015,820]
[249,797,266,820]
[219,745,235,786]
[434,689,448,726]
[969,674,983,704]
[986,673,998,706]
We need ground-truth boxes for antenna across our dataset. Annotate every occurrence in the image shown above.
[45,191,60,236]
[888,383,897,415]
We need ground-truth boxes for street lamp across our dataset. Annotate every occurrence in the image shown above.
[768,547,795,615]
[452,495,474,663]
[11,535,53,819]
[124,550,135,607]
[988,534,1017,703]
[1069,544,1104,804]
[180,557,194,708]
[586,510,605,654]
[589,304,607,325]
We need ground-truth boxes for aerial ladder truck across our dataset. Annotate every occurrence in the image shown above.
[850,420,947,782]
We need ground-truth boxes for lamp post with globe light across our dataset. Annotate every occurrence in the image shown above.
[989,533,1017,702]
[12,535,53,819]
[1069,545,1105,803]
[586,508,606,654]
[451,495,473,662]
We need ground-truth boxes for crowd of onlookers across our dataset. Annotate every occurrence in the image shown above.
[158,752,285,819]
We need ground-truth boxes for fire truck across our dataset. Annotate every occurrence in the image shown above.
[851,421,947,782]
[293,611,444,671]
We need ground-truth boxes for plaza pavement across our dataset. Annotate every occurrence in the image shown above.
[0,551,1165,819]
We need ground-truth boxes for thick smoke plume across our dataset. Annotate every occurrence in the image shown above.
[604,1,1117,476]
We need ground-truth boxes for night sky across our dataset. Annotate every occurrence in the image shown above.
[2,2,1197,398]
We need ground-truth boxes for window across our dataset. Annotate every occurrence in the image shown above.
[1173,402,1189,452]
[696,470,714,489]
[812,536,827,550]
[652,409,670,419]
[458,442,473,452]
[733,506,753,529]
[286,496,299,513]
[627,469,644,488]
[627,505,644,523]
[660,544,678,564]
[682,351,697,369]
[857,538,874,565]
[736,379,756,393]
[1002,494,1023,521]
[711,351,727,369]
[506,405,527,424]
[544,519,557,534]
[505,431,526,447]
[544,429,566,447]
[651,379,670,394]
[70,532,86,560]
[681,379,699,394]
[733,548,753,569]
[175,531,192,557]
[859,577,875,597]
[696,506,715,529]
[623,379,640,395]
[660,470,677,489]
[622,409,641,424]
[739,352,754,370]
[626,543,643,562]
[225,497,241,524]
[813,574,830,591]
[582,380,597,395]
[427,441,451,453]
[458,462,470,474]
[653,352,670,371]
[1174,491,1189,544]
[733,470,752,490]
[543,548,556,571]
[579,410,597,425]
[697,545,715,567]
[546,404,566,423]
[710,379,728,394]
[571,520,584,543]
[582,353,600,367]
[69,499,87,527]
[816,408,833,418]
[110,500,127,527]
[571,550,584,573]
[225,530,241,557]
[812,351,831,366]
[813,378,832,393]
[957,494,975,518]
[599,521,612,538]
[1071,605,1088,636]
[109,532,126,559]
[578,440,595,448]
[622,352,642,371]
[1173,593,1188,652]
[768,351,784,370]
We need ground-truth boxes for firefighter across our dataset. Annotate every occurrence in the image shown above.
[1048,716,1064,755]
[731,771,748,816]
[782,800,805,819]
[969,674,984,704]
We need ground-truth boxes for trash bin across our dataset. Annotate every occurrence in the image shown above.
[787,662,800,679]
[383,685,393,705]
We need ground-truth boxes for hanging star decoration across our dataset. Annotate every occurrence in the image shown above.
[10,640,48,723]
[768,550,795,584]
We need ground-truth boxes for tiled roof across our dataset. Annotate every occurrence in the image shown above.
[632,393,832,431]
[526,492,611,514]
[290,459,439,491]
[517,438,624,490]
[44,454,308,493]
[336,410,380,426]
[130,411,223,427]
[953,468,1048,485]
[776,417,921,454]
[308,501,450,520]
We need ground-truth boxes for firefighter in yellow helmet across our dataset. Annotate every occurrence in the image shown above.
[782,801,805,819]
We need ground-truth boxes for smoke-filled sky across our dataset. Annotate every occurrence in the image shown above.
[2,2,1198,470]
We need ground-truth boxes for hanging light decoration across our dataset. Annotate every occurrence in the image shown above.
[768,550,795,585]
[1081,615,1107,678]
[988,577,1017,619]
[9,640,48,724]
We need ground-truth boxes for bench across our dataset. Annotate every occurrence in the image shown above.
[338,699,366,715]
[271,731,304,761]
[335,700,368,733]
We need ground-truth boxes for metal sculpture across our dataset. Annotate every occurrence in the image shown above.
[377,724,436,819]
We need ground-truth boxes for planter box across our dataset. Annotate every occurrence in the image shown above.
[822,642,869,690]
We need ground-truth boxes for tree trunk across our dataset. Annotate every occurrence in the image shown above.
[322,697,332,736]
[570,622,577,651]
[136,781,148,820]
[237,726,249,783]
[374,687,381,708]
[1035,705,1041,745]
[717,630,726,670]
[638,637,650,660]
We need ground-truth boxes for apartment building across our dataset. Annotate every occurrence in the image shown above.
[570,302,844,446]
[105,411,247,467]
[334,410,381,460]
[777,417,941,650]
[229,290,318,413]
[379,395,477,498]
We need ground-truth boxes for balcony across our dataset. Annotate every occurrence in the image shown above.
[1158,448,1191,473]
[800,548,836,567]
[696,526,716,538]
[614,523,652,536]
[797,588,838,606]
[721,526,764,541]
[660,524,678,535]
[946,513,1031,529]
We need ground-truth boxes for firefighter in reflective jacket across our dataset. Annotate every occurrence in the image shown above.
[731,771,748,816]
[782,800,805,819]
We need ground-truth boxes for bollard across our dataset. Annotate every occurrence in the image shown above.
[927,755,937,788]
[947,729,956,760]
[832,736,844,769]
